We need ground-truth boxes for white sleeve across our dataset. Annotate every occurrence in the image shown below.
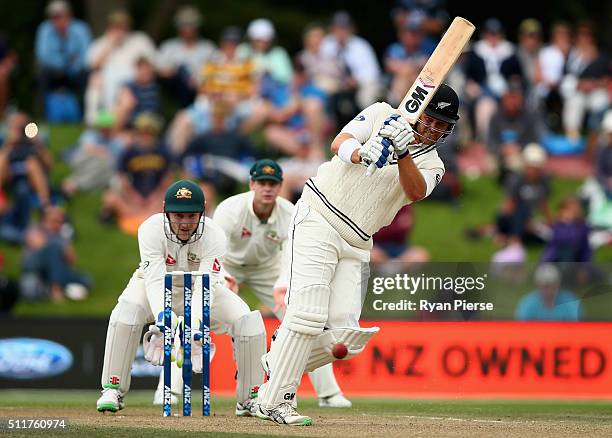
[211,201,235,242]
[420,167,445,198]
[138,221,167,320]
[340,103,386,144]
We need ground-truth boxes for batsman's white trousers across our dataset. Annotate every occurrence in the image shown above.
[287,200,370,328]
[225,259,345,398]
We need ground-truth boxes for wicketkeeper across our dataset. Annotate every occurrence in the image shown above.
[97,179,266,416]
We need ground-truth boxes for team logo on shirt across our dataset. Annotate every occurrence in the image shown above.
[175,188,192,199]
[241,227,252,238]
[354,115,365,121]
[165,255,177,265]
[212,258,221,272]
[265,230,281,243]
[188,252,201,263]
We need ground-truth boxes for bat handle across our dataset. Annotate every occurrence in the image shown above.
[365,162,376,176]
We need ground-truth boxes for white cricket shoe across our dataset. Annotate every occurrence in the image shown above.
[236,398,258,417]
[255,402,313,426]
[319,392,352,408]
[96,387,125,412]
[153,387,178,406]
[236,385,259,417]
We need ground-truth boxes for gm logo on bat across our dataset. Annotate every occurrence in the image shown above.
[404,80,436,114]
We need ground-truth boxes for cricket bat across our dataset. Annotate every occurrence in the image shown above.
[366,17,474,175]
[399,16,475,123]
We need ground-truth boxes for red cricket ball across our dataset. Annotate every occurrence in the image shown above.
[331,343,348,359]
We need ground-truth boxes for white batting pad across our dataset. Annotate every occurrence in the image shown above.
[101,300,149,393]
[231,311,266,402]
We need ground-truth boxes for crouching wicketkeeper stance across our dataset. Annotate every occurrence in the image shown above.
[254,84,460,425]
[96,179,266,416]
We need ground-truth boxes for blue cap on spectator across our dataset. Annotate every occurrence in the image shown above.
[221,26,242,43]
[483,18,503,34]
[331,11,353,28]
[402,10,426,31]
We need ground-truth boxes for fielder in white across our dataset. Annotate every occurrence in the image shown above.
[254,84,460,425]
[213,159,352,409]
[96,179,266,417]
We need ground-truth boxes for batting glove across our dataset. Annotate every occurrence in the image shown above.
[359,136,394,175]
[143,310,178,366]
[378,114,414,158]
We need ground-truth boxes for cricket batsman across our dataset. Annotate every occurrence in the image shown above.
[96,179,266,417]
[213,159,352,409]
[254,84,460,425]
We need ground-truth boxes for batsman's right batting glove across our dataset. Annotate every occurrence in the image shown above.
[359,136,394,175]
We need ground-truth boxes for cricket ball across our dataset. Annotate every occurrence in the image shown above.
[331,343,348,359]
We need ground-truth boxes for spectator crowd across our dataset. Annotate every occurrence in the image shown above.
[0,0,610,318]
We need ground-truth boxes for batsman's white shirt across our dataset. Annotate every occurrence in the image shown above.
[290,102,444,326]
[119,213,250,332]
[301,101,445,250]
[213,191,294,310]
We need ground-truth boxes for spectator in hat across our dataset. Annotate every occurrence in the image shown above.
[114,56,160,129]
[487,76,545,185]
[496,143,552,246]
[296,23,344,100]
[238,18,293,86]
[35,1,91,99]
[85,9,156,124]
[100,112,171,234]
[321,11,382,111]
[463,17,523,141]
[515,263,580,321]
[168,26,259,155]
[62,111,125,196]
[156,6,216,108]
[384,13,432,106]
[516,19,544,95]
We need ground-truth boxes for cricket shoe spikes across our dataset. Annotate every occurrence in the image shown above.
[96,385,125,412]
[255,402,313,426]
